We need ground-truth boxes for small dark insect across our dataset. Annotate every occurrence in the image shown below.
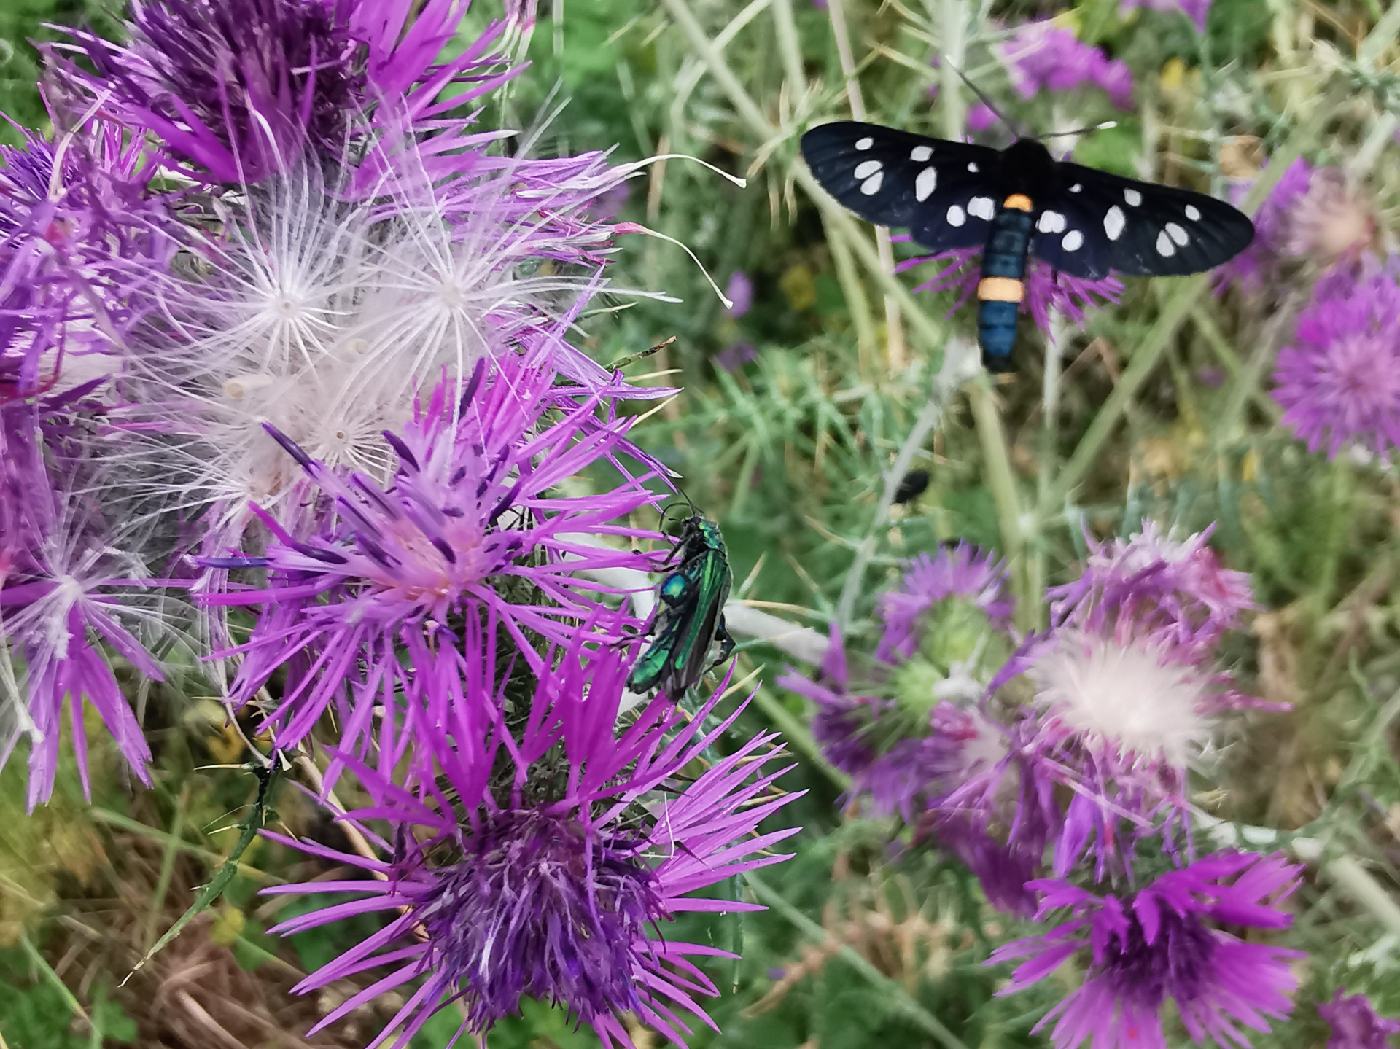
[801,120,1254,371]
[893,468,931,504]
[627,511,735,696]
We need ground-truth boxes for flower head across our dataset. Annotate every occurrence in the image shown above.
[112,129,642,540]
[1282,169,1379,266]
[991,852,1304,1049]
[1048,522,1253,656]
[1319,991,1400,1049]
[0,114,170,399]
[1271,261,1400,458]
[0,403,166,808]
[263,634,799,1046]
[202,360,663,764]
[53,0,521,183]
[1004,522,1260,875]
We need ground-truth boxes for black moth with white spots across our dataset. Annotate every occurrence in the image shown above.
[801,120,1254,368]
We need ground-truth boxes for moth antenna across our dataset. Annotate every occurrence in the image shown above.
[1043,120,1118,139]
[941,55,1025,139]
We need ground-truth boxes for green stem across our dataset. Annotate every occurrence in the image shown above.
[90,808,280,884]
[19,933,90,1027]
[746,873,973,1049]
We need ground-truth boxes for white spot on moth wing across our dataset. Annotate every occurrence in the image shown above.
[1165,222,1189,246]
[968,196,995,221]
[1124,188,1143,206]
[1069,183,1083,193]
[1155,229,1176,256]
[1062,230,1084,252]
[1037,210,1067,234]
[911,145,934,161]
[855,136,874,150]
[946,204,966,227]
[1185,204,1201,221]
[916,167,938,202]
[854,159,882,180]
[860,171,884,195]
[968,162,979,172]
[1104,205,1125,241]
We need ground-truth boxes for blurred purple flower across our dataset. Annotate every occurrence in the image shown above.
[1213,158,1312,294]
[1319,991,1400,1049]
[1120,0,1212,31]
[1006,521,1262,876]
[263,634,799,1046]
[202,360,662,766]
[1048,522,1253,657]
[725,271,754,317]
[999,24,1134,110]
[967,102,999,134]
[991,852,1304,1049]
[1271,261,1400,458]
[1281,168,1379,266]
[715,342,757,371]
[782,549,1045,910]
[898,243,1122,334]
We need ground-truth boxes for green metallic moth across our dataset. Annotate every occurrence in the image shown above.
[627,513,735,696]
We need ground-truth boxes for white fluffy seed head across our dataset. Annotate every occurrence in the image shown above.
[112,135,627,540]
[1029,632,1211,766]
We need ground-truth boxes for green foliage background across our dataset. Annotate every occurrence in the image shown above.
[2,1,1398,1047]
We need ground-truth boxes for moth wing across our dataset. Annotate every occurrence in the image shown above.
[801,120,1003,252]
[1033,163,1254,279]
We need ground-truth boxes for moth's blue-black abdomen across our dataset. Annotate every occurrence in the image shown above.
[977,300,1019,372]
[975,198,1033,371]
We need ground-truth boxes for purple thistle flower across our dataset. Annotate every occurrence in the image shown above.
[201,360,663,765]
[1319,991,1400,1049]
[782,550,1049,911]
[999,23,1134,110]
[1213,158,1312,295]
[1048,522,1253,657]
[898,242,1122,335]
[1120,0,1213,31]
[1002,523,1263,876]
[1271,261,1400,458]
[262,633,800,1046]
[784,546,1019,814]
[52,0,523,184]
[877,541,1013,663]
[54,0,365,183]
[990,852,1304,1049]
[0,403,165,808]
[0,113,172,400]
